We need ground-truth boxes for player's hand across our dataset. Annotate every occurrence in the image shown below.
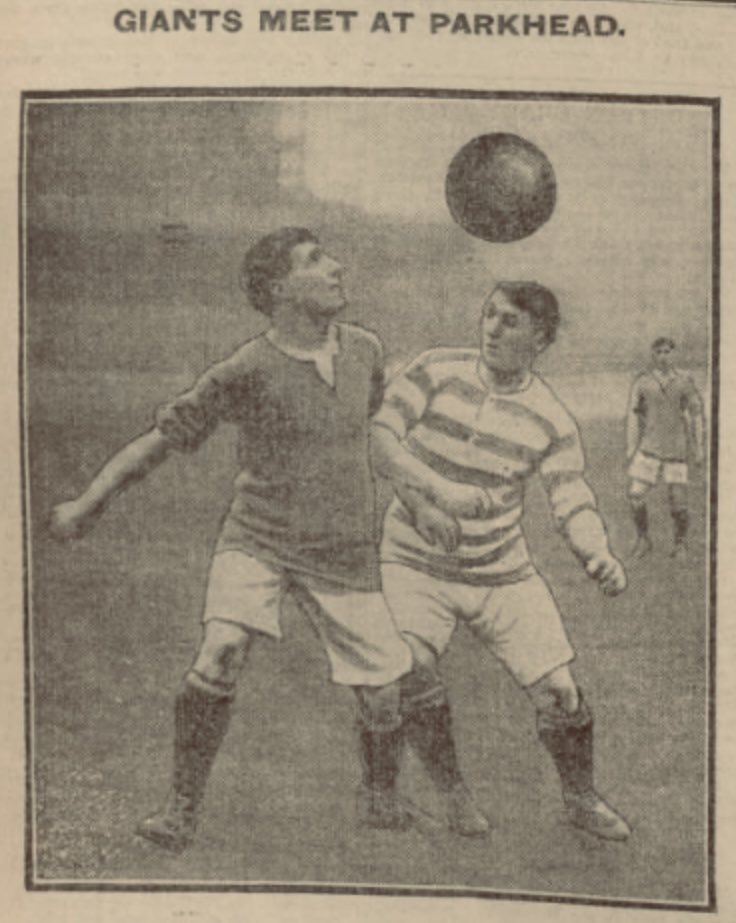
[48,499,102,541]
[585,553,627,596]
[412,499,461,553]
[428,481,492,519]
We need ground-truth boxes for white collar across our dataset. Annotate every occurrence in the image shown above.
[266,325,340,386]
[650,367,678,390]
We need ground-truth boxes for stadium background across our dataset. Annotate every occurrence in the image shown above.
[25,97,711,903]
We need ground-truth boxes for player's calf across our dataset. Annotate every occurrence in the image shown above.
[136,676,235,851]
[137,621,250,851]
[668,484,689,557]
[535,687,630,841]
[354,684,411,830]
[628,482,653,558]
[400,645,490,837]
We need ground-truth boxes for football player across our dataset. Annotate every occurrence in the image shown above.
[626,337,705,560]
[49,227,419,852]
[371,280,631,841]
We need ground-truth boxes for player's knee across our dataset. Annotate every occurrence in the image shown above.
[398,635,446,714]
[192,619,253,685]
[528,666,579,716]
[628,480,648,502]
[668,484,687,511]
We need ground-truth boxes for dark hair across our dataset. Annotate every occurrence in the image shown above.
[491,281,560,346]
[239,227,317,316]
[652,336,676,351]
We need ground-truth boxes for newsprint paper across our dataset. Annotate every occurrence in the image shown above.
[2,1,735,921]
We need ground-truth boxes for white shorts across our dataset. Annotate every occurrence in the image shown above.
[628,451,688,486]
[204,550,411,687]
[381,564,574,688]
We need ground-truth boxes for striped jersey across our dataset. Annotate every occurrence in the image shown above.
[374,348,598,586]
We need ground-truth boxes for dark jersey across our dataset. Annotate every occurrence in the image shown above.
[629,369,701,462]
[155,323,384,590]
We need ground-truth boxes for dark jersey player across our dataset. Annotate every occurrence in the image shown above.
[626,337,705,560]
[49,228,423,852]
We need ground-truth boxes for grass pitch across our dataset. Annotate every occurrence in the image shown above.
[27,369,709,903]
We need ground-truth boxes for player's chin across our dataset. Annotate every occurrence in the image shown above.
[481,349,505,369]
[312,295,345,316]
[332,289,347,309]
[482,353,523,377]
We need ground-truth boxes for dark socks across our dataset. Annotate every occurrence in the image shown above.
[631,502,649,538]
[672,508,689,544]
[537,694,595,799]
[172,679,233,811]
[401,666,464,792]
[404,699,464,792]
[357,719,404,791]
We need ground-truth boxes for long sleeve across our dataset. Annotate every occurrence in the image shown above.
[367,332,387,418]
[540,421,597,532]
[372,351,434,441]
[155,356,244,453]
[626,375,646,458]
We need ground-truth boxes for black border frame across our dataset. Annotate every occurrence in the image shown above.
[19,87,720,912]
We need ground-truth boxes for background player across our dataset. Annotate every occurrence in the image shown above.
[371,280,631,841]
[626,336,705,560]
[48,227,415,851]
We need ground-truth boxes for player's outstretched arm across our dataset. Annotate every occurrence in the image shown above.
[566,508,627,596]
[371,422,492,519]
[49,428,171,541]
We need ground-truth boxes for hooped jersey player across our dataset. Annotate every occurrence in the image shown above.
[375,347,598,585]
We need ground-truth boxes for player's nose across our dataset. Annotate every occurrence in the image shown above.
[485,316,503,337]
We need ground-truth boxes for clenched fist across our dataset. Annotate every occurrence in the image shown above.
[585,553,627,596]
[48,499,102,541]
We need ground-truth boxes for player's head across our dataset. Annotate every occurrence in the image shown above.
[651,336,676,371]
[240,227,345,318]
[480,281,560,374]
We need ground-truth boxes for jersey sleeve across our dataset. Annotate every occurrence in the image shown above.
[366,331,386,418]
[372,350,434,440]
[628,375,646,417]
[154,350,248,452]
[625,374,647,454]
[539,416,598,530]
[682,375,704,416]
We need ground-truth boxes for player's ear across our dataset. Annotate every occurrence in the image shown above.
[533,327,548,355]
[269,277,285,300]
